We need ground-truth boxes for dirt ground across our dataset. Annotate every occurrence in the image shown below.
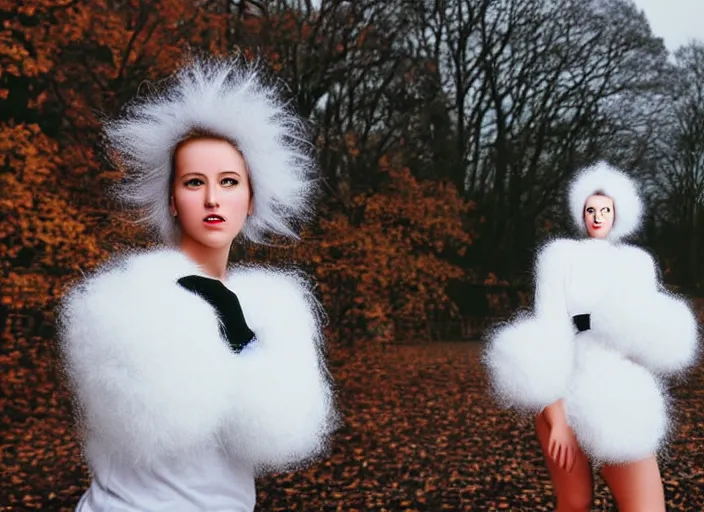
[2,340,703,511]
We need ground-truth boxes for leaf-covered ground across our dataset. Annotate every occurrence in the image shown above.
[2,338,702,511]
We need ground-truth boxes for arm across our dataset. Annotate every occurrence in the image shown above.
[483,240,576,413]
[533,240,571,320]
[57,252,241,468]
[220,267,338,474]
[590,247,699,377]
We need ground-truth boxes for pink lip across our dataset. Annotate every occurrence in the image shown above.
[591,224,602,229]
[203,215,225,225]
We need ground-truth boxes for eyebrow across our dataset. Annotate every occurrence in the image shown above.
[180,170,242,179]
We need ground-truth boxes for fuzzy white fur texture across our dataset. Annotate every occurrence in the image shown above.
[105,56,316,245]
[589,246,700,377]
[221,266,337,474]
[568,161,643,241]
[484,240,576,412]
[483,313,575,412]
[564,338,669,464]
[58,249,337,473]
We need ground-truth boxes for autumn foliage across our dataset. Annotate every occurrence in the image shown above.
[2,0,222,313]
[1,0,476,349]
[306,160,472,344]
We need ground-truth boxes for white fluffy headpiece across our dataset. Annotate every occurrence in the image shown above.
[567,161,643,241]
[105,56,317,244]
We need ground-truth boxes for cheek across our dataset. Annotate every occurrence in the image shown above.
[223,188,252,216]
[173,192,202,222]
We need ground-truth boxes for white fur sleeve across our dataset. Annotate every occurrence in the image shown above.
[590,248,700,377]
[483,240,576,412]
[220,267,338,474]
[57,252,240,467]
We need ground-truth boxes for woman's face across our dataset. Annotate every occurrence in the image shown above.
[583,194,614,239]
[170,137,253,250]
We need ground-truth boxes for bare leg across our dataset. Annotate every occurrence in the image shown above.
[535,412,593,512]
[600,455,665,512]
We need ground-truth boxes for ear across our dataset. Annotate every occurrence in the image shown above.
[169,194,177,217]
[247,188,254,216]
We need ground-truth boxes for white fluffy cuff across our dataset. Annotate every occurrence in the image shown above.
[483,313,575,413]
[591,290,699,377]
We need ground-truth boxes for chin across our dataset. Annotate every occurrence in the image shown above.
[191,233,238,250]
[587,229,609,239]
[204,241,235,250]
[207,238,237,250]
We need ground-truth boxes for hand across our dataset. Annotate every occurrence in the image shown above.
[548,422,579,473]
[177,275,255,353]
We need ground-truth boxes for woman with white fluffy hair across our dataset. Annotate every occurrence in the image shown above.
[483,161,699,511]
[57,56,338,511]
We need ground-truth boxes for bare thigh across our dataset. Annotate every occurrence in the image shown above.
[535,412,593,512]
[600,456,665,512]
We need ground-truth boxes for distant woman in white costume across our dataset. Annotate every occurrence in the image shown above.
[484,162,699,512]
[58,56,338,511]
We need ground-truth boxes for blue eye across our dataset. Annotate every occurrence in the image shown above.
[185,178,204,187]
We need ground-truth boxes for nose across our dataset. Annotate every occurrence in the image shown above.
[593,212,603,223]
[205,184,219,209]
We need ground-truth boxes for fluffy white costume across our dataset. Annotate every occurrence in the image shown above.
[59,249,337,510]
[484,161,699,464]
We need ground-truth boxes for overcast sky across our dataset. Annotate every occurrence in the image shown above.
[307,0,701,52]
[632,0,704,51]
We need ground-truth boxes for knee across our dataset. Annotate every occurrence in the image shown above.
[557,488,592,512]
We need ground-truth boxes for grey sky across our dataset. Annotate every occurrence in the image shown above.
[632,0,703,51]
[308,0,701,52]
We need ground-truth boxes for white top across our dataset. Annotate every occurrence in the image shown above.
[76,446,255,512]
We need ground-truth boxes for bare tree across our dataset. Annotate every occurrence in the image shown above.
[226,0,676,278]
[649,42,704,289]
[228,1,422,208]
[429,0,668,274]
